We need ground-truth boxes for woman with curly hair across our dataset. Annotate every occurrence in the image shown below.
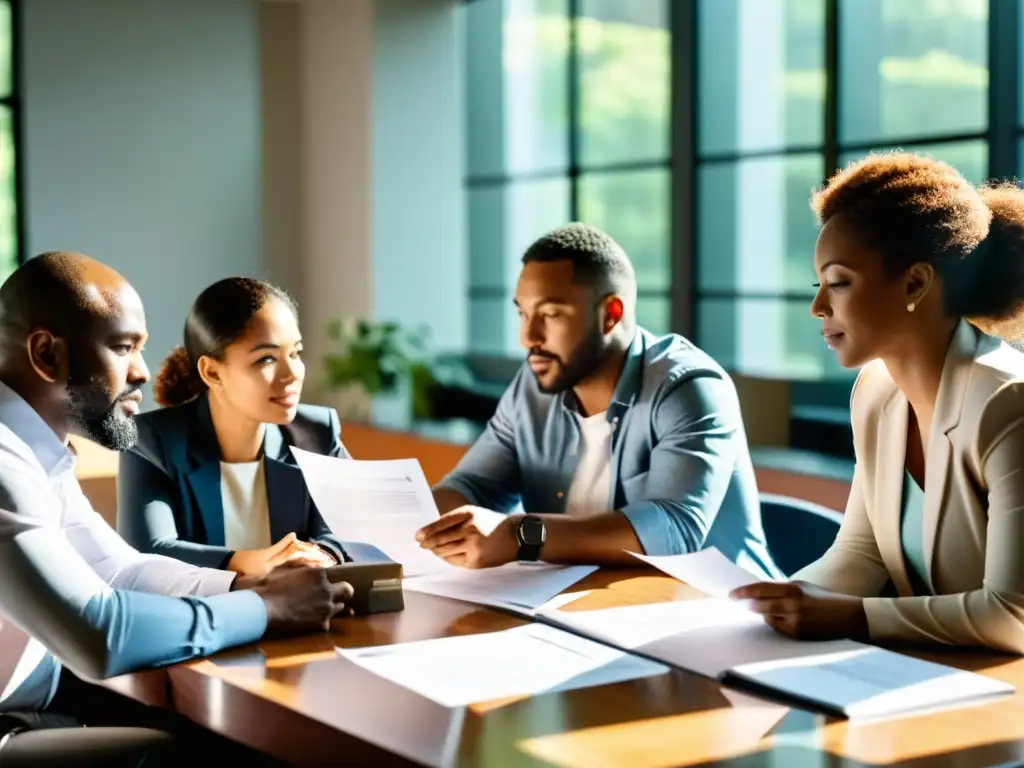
[732,152,1024,653]
[117,277,382,577]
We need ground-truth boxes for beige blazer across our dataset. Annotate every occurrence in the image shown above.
[796,320,1024,652]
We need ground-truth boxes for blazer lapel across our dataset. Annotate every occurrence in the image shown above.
[922,320,978,588]
[186,396,226,547]
[263,424,307,543]
[875,388,914,597]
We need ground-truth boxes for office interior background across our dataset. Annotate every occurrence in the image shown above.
[0,0,1015,475]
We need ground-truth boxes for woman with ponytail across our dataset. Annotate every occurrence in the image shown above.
[118,277,382,577]
[730,153,1024,653]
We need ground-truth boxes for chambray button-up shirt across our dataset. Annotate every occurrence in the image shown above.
[435,328,781,579]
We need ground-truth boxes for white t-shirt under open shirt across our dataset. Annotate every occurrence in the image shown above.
[564,411,613,518]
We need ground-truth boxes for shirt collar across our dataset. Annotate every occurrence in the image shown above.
[609,329,646,410]
[0,380,76,477]
[558,329,646,420]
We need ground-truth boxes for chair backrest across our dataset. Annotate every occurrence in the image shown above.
[759,492,843,577]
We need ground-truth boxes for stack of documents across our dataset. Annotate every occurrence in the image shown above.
[538,548,1015,719]
[336,623,668,708]
[291,450,595,613]
[725,645,1014,720]
[539,599,1013,718]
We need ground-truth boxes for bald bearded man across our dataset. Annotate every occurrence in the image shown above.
[0,253,354,766]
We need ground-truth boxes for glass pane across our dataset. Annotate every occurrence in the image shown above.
[470,297,520,355]
[636,295,670,335]
[839,0,988,145]
[578,168,670,291]
[1019,139,1024,188]
[0,2,10,99]
[698,154,823,295]
[697,297,854,380]
[466,0,569,177]
[699,0,825,155]
[469,178,571,290]
[838,139,988,186]
[1020,0,1024,126]
[577,0,669,166]
[0,108,15,282]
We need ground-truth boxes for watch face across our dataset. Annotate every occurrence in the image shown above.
[520,516,546,546]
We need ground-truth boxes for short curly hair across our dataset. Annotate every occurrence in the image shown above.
[523,223,636,297]
[811,152,1024,337]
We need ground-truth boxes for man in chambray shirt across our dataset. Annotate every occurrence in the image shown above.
[418,224,780,579]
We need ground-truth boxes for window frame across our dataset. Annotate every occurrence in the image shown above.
[464,0,672,358]
[1,0,23,268]
[684,0,1019,407]
[463,0,1022,413]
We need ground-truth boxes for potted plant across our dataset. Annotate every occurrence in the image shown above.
[322,318,470,422]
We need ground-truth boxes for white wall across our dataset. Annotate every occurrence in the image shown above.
[22,0,263,405]
[372,0,465,352]
[260,0,304,299]
[261,0,465,407]
[297,0,375,400]
[22,0,465,409]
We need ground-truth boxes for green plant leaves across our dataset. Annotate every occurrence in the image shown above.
[322,319,453,418]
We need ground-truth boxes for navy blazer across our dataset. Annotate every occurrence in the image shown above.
[117,394,382,568]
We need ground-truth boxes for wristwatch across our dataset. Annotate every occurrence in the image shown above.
[515,515,546,562]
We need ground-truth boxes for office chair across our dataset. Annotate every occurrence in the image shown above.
[759,493,843,577]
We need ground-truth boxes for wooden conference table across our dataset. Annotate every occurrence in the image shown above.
[102,567,1024,768]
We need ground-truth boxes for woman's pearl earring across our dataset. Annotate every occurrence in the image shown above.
[907,301,916,313]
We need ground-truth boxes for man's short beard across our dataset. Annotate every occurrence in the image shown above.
[65,370,139,452]
[532,324,608,395]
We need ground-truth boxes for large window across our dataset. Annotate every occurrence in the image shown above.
[694,0,993,381]
[464,0,670,355]
[0,0,18,280]
[464,0,1019,386]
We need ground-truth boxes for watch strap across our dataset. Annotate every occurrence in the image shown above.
[517,540,542,562]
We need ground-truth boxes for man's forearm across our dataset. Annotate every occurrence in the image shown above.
[145,537,237,571]
[433,488,471,515]
[0,533,265,682]
[84,589,267,679]
[105,550,237,597]
[529,512,645,565]
[69,502,236,597]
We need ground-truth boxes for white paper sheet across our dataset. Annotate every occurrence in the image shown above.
[291,449,453,577]
[539,599,864,679]
[540,600,1013,718]
[539,597,761,655]
[337,623,669,708]
[729,646,1015,720]
[630,548,765,597]
[404,562,599,616]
